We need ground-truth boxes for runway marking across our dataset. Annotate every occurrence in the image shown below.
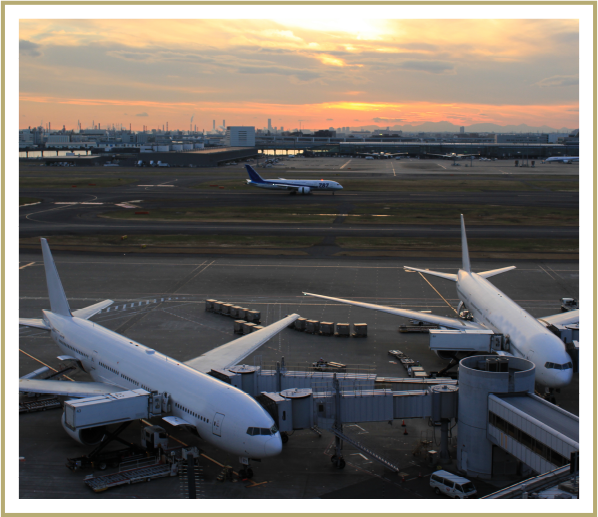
[436,163,446,169]
[339,159,352,169]
[19,262,36,270]
[538,265,557,280]
[499,170,512,174]
[19,349,75,381]
[415,273,459,316]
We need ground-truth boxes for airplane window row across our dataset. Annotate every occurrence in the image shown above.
[121,373,139,386]
[99,362,119,376]
[246,425,278,436]
[59,339,89,359]
[545,362,573,370]
[141,384,152,392]
[174,402,209,424]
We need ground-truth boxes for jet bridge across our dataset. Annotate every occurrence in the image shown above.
[64,390,168,431]
[487,393,578,474]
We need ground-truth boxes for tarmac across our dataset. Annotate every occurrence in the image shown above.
[18,250,579,499]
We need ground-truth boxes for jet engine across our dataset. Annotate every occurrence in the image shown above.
[61,412,106,446]
[297,186,310,195]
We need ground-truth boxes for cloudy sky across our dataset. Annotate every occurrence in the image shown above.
[19,18,579,131]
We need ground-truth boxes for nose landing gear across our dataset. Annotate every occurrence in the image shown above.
[238,457,254,479]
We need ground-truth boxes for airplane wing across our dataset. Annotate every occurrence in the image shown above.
[19,318,51,330]
[184,313,300,373]
[404,266,458,282]
[478,266,516,279]
[19,379,127,397]
[538,309,579,327]
[303,293,485,330]
[72,299,114,320]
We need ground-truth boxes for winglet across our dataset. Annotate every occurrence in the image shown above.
[40,238,72,317]
[245,164,267,183]
[460,214,471,273]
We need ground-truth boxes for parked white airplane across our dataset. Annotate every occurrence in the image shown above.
[245,165,343,194]
[357,151,408,159]
[426,152,480,160]
[19,239,299,477]
[545,156,579,163]
[304,215,578,389]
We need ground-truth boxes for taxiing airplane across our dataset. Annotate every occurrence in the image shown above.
[426,152,480,160]
[19,239,299,477]
[545,156,579,163]
[245,165,343,195]
[358,152,408,159]
[304,215,578,389]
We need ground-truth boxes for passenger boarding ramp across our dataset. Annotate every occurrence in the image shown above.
[487,393,578,474]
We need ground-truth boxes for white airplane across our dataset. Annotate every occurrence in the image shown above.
[426,152,480,160]
[357,152,408,159]
[245,165,343,195]
[19,239,299,477]
[545,156,579,163]
[304,215,578,389]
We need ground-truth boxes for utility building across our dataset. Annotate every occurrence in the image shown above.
[225,126,256,147]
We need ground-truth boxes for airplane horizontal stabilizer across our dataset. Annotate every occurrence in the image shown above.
[303,292,484,330]
[403,266,458,282]
[19,379,126,397]
[538,309,579,327]
[478,266,516,279]
[19,318,51,330]
[72,300,114,320]
[184,313,300,373]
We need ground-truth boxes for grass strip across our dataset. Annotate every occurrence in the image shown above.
[346,203,578,226]
[335,237,578,253]
[19,197,40,206]
[19,234,322,248]
[20,177,138,188]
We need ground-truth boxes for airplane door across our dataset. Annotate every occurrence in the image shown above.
[212,413,225,437]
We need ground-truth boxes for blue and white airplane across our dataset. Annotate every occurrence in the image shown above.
[545,156,579,163]
[304,215,578,389]
[245,165,343,195]
[19,239,299,477]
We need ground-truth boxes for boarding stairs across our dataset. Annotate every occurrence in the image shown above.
[329,426,401,473]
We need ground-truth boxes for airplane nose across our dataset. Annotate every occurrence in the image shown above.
[264,434,283,457]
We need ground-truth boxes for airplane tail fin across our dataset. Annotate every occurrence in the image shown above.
[460,214,471,273]
[245,164,267,183]
[40,238,72,317]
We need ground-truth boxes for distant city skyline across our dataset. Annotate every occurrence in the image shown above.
[19,19,579,131]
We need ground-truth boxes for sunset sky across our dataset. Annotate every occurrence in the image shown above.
[19,18,579,131]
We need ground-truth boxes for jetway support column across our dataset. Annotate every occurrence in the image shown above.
[332,374,346,469]
[440,419,450,464]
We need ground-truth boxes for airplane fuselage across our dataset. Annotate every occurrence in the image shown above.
[247,179,343,192]
[455,271,573,387]
[44,311,282,459]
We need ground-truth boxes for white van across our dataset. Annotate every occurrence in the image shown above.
[430,470,477,499]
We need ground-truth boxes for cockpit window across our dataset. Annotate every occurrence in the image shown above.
[545,362,573,370]
[247,426,276,436]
